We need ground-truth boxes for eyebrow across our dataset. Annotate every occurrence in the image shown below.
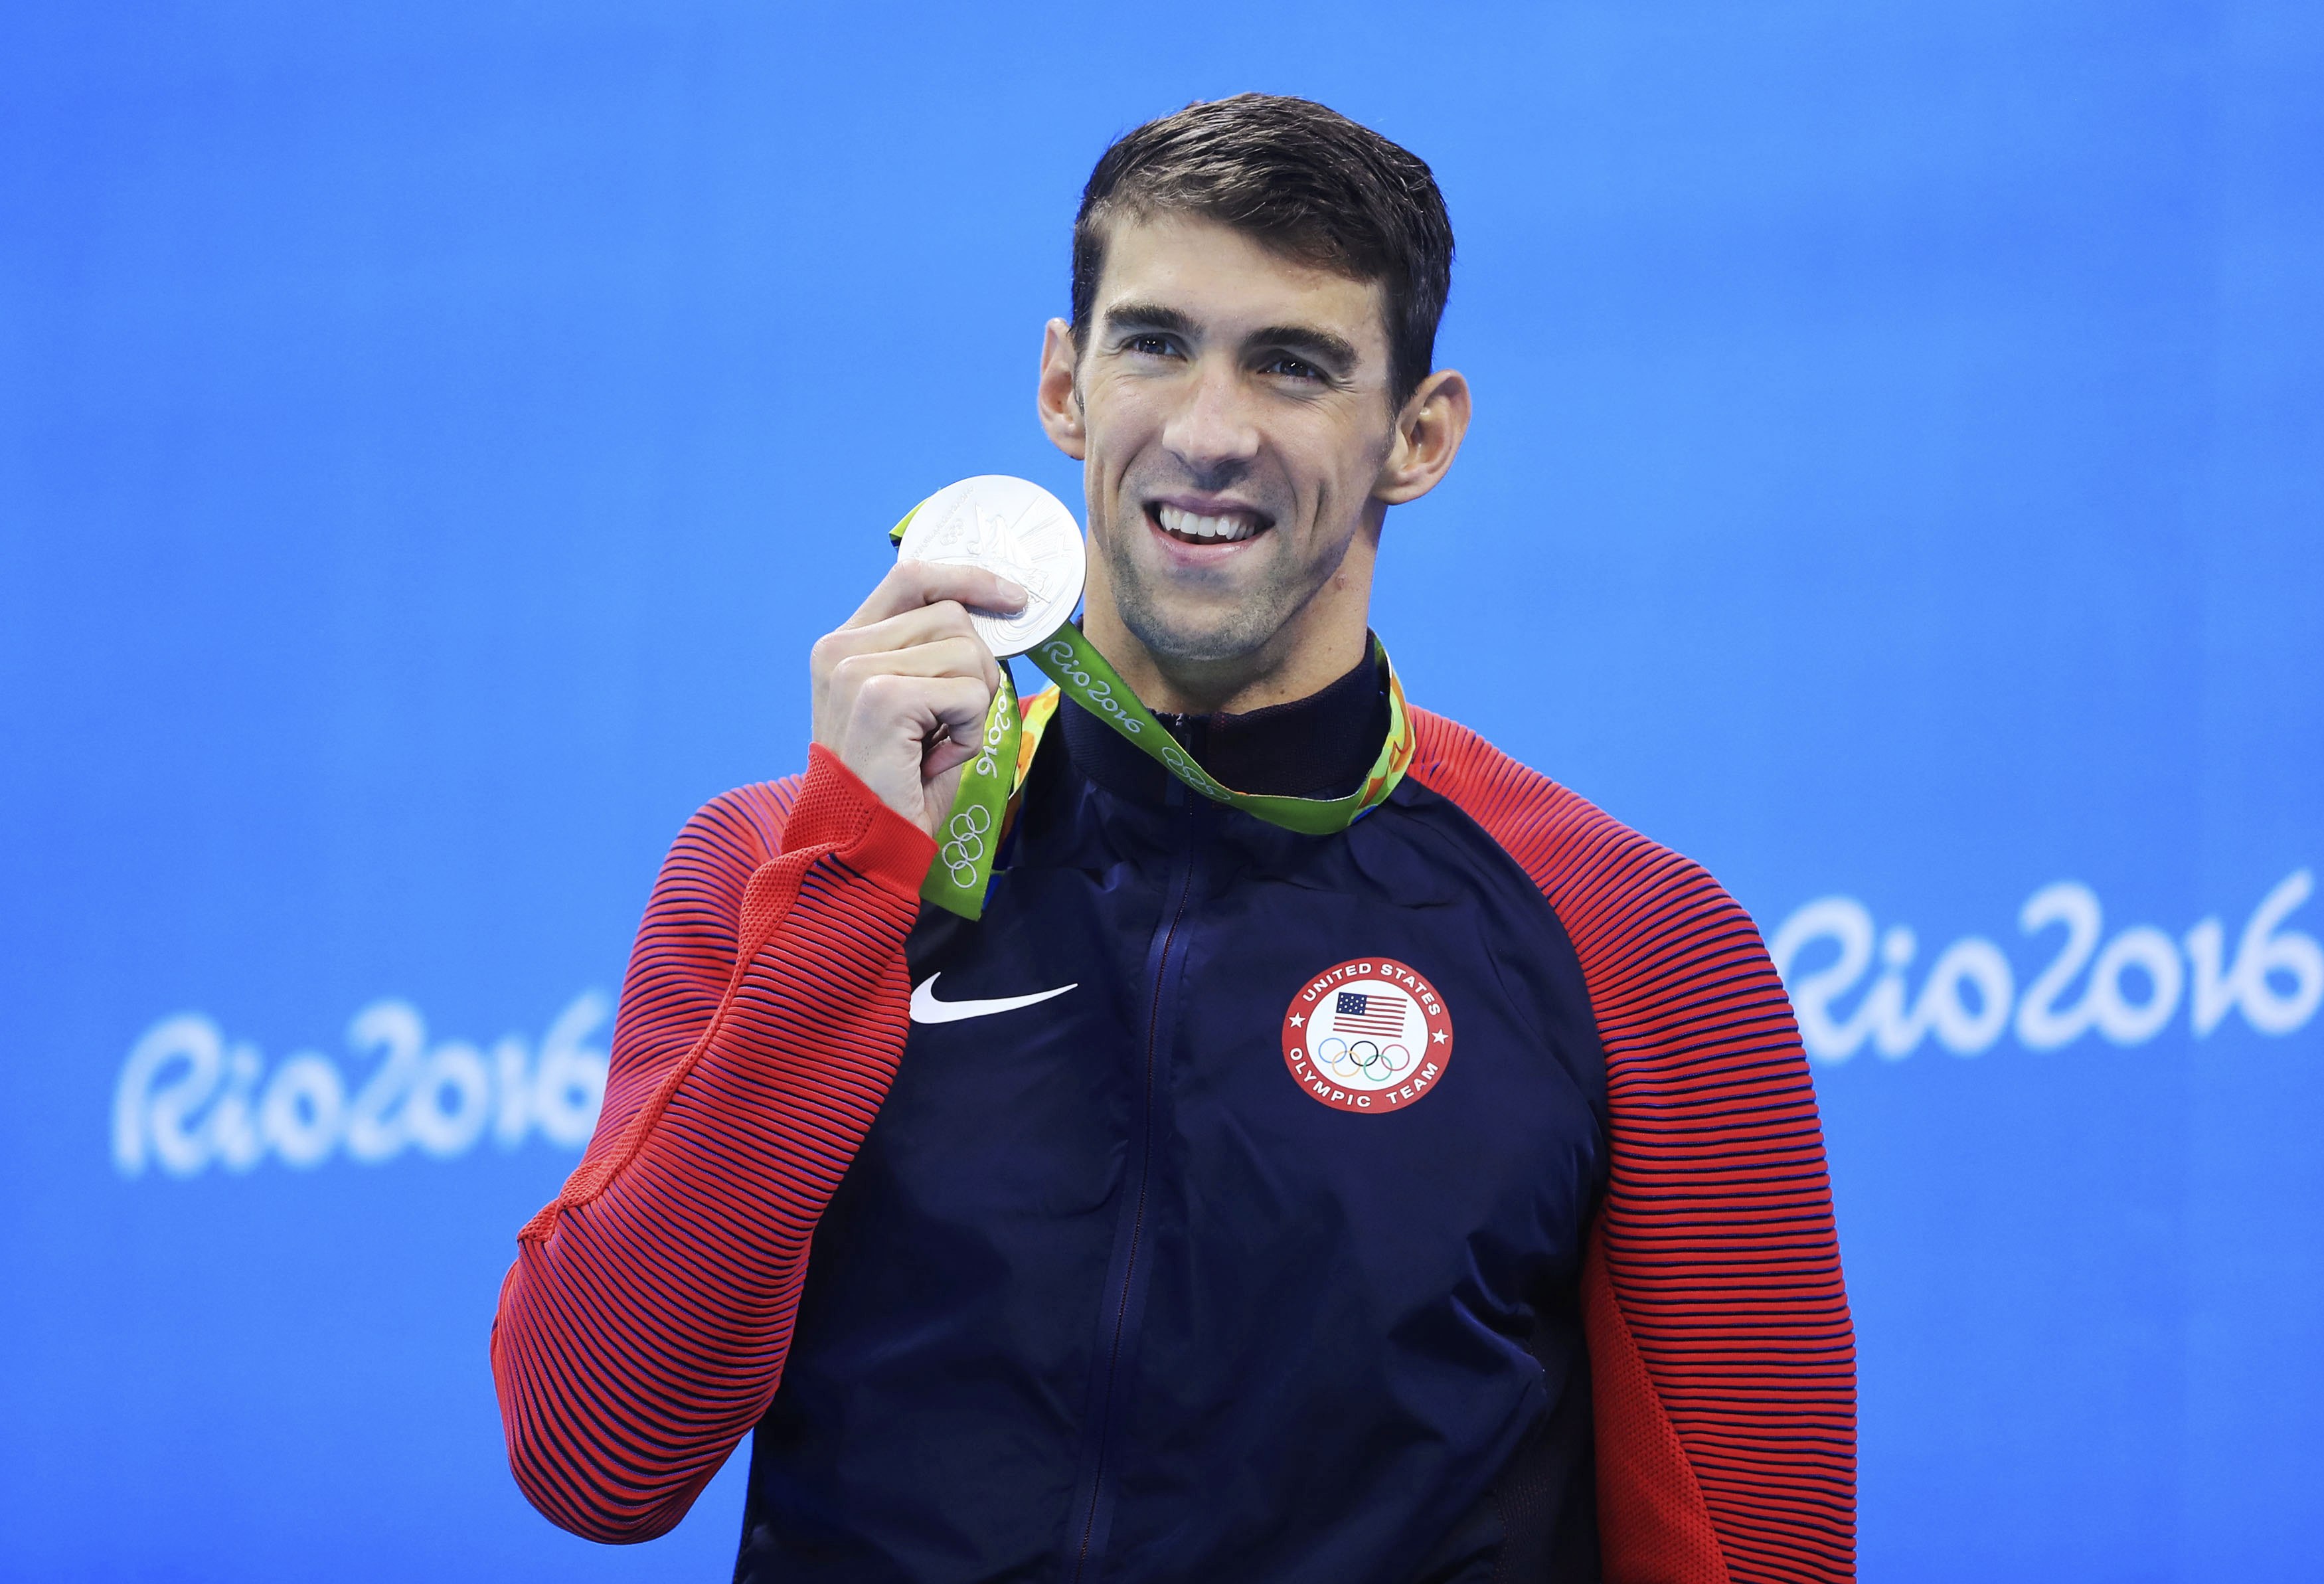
[1102,302,1362,373]
[1250,323,1359,372]
[1102,302,1199,339]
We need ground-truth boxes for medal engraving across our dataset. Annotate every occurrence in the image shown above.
[898,476,1086,658]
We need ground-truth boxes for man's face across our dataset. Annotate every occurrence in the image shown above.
[1063,214,1401,669]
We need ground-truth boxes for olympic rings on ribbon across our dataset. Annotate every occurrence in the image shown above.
[938,803,993,887]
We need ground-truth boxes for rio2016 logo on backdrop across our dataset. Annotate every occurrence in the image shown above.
[1770,868,2319,1063]
[112,992,610,1178]
[104,864,2319,1178]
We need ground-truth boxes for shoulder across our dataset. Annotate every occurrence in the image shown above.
[1406,707,1752,958]
[1405,706,1799,1081]
[1408,705,1827,1184]
[1409,715,1851,1576]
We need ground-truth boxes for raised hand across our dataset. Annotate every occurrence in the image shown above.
[810,561,1027,839]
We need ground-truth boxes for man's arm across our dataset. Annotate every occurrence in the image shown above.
[490,750,934,1541]
[1569,866,1854,1584]
[1406,710,1856,1584]
[491,559,1025,1542]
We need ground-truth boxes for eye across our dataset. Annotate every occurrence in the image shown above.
[1260,354,1325,383]
[1124,333,1180,359]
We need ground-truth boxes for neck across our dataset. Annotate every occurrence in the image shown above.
[1080,537,1378,717]
[1057,636,1388,802]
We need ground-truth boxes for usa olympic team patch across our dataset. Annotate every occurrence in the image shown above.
[1281,957,1453,1114]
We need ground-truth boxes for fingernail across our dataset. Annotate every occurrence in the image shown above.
[999,578,1029,607]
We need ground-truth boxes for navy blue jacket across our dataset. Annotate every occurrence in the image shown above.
[495,649,1855,1583]
[738,656,1608,1581]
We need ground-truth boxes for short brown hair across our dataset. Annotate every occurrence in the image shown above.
[1071,95,1455,411]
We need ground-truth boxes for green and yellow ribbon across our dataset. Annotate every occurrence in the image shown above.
[892,502,1414,918]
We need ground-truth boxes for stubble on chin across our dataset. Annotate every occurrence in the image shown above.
[1097,515,1289,667]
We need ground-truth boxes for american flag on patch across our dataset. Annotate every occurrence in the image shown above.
[1333,990,1410,1038]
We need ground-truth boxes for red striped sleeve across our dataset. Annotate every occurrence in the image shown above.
[489,745,936,1543]
[1407,709,1856,1584]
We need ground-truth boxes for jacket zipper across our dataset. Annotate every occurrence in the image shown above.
[1067,800,1199,1581]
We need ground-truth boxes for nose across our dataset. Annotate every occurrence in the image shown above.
[1160,355,1261,489]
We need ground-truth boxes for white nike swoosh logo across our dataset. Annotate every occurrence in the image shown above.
[909,972,1078,1024]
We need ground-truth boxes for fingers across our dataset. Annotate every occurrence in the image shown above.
[813,602,1003,700]
[923,736,981,782]
[904,673,997,749]
[849,670,993,762]
[816,634,1000,783]
[846,559,1027,630]
[807,558,1027,836]
[823,635,1000,723]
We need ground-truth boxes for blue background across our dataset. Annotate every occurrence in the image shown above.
[4,3,2319,1579]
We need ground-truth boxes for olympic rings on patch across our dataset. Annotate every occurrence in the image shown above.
[1309,1032,1419,1085]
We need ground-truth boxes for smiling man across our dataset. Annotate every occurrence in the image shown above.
[493,96,1855,1583]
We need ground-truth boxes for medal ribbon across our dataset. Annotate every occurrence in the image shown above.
[893,506,1416,918]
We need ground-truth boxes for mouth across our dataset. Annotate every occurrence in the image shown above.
[1148,499,1272,548]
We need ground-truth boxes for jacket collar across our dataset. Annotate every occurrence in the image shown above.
[1058,638,1390,807]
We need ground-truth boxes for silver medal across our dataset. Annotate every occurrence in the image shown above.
[897,474,1087,658]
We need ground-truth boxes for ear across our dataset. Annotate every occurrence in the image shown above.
[1372,368,1472,506]
[1037,317,1087,460]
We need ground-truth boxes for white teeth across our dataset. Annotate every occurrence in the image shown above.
[1156,504,1262,543]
